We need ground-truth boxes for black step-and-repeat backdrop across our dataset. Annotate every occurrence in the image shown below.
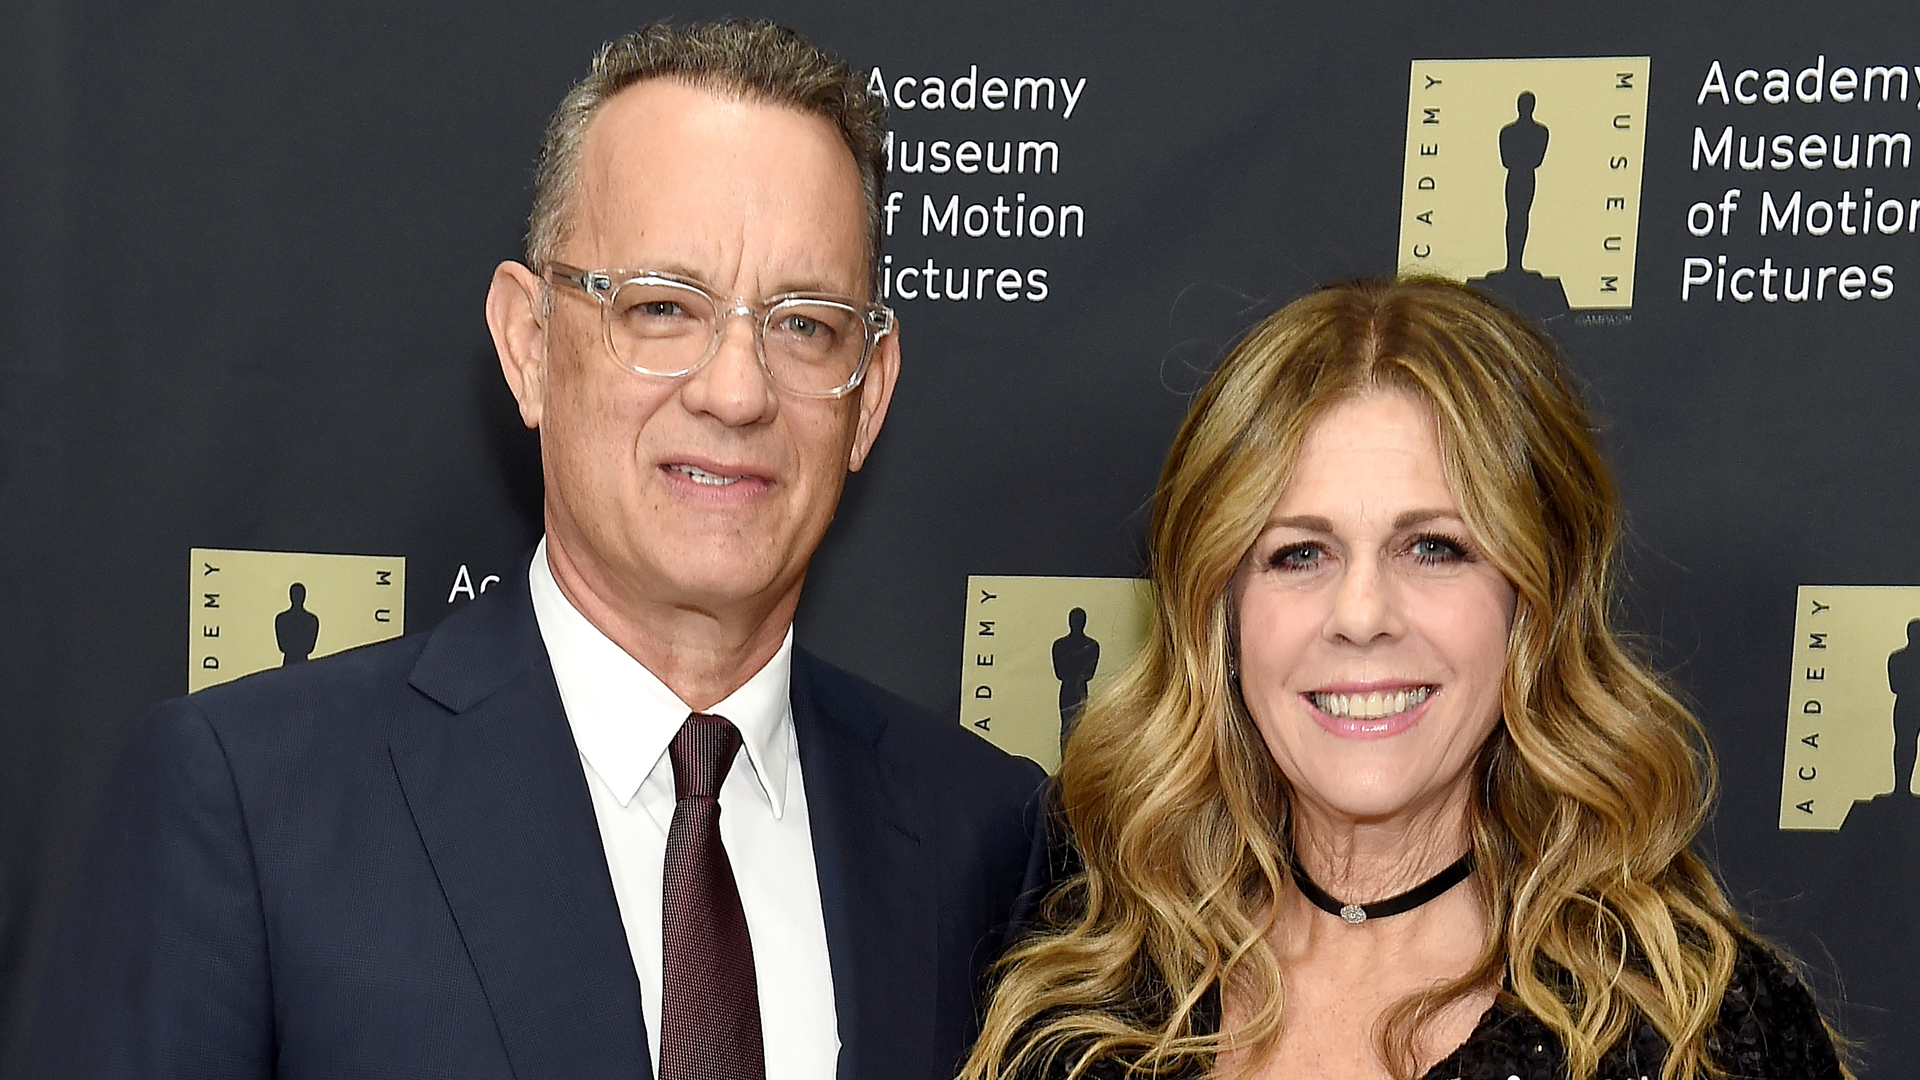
[5,1,1919,1072]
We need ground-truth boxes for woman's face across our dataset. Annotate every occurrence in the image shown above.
[1232,389,1516,826]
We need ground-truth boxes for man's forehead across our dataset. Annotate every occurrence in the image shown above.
[578,80,859,213]
[569,78,867,288]
[590,78,808,146]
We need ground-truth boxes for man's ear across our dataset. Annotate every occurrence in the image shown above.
[847,320,901,472]
[486,261,549,429]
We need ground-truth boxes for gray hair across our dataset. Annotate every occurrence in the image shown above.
[526,20,888,293]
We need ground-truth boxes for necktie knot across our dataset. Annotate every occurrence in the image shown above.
[670,713,741,800]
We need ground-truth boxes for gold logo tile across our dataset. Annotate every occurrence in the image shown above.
[1781,585,1920,830]
[960,575,1154,773]
[189,548,405,692]
[1399,57,1651,311]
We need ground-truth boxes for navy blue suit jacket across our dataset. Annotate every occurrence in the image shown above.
[29,566,1047,1080]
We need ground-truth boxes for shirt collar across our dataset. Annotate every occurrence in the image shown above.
[528,537,795,816]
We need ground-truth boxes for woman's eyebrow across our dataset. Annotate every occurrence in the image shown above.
[1393,508,1463,530]
[1265,514,1334,532]
[1264,510,1462,532]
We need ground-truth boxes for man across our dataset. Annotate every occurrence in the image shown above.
[29,21,1045,1080]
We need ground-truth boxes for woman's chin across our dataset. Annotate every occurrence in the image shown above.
[1287,768,1475,829]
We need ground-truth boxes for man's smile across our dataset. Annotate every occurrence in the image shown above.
[670,463,744,487]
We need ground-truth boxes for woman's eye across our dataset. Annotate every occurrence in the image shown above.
[1410,534,1468,564]
[1268,543,1323,570]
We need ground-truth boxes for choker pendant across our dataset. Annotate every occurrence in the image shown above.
[1288,848,1476,925]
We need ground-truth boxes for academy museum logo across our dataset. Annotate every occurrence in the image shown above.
[190,548,406,692]
[1780,586,1920,832]
[960,576,1153,773]
[1398,57,1651,323]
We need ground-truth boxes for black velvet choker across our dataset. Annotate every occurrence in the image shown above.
[1287,848,1475,925]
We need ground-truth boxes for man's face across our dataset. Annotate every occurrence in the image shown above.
[503,80,894,622]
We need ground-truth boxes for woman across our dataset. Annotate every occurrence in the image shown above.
[962,278,1844,1080]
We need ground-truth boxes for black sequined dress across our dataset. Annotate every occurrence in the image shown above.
[1421,941,1840,1080]
[1027,941,1841,1080]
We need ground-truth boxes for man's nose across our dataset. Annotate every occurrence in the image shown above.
[679,311,778,425]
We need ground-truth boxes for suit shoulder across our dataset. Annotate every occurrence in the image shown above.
[798,650,1044,799]
[188,630,429,709]
[169,632,436,750]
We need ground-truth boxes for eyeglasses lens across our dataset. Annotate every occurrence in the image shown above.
[606,279,868,395]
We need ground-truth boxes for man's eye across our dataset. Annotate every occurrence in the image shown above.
[638,301,685,318]
[779,314,821,337]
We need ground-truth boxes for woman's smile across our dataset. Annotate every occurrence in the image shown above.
[1302,683,1438,738]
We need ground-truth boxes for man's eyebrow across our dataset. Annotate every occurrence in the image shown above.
[604,261,711,284]
[640,266,856,298]
[764,274,860,297]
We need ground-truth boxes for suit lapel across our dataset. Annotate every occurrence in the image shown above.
[792,650,938,1080]
[390,566,651,1080]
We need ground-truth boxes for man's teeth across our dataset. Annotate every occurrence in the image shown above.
[1310,686,1433,720]
[673,464,741,486]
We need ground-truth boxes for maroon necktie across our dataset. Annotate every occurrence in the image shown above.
[659,713,765,1080]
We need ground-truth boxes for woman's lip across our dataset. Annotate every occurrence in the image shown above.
[1307,679,1436,694]
[1301,687,1438,740]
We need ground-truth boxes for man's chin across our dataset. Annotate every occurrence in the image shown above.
[639,548,800,610]
[549,529,794,612]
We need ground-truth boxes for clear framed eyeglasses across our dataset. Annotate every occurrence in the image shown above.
[544,263,896,399]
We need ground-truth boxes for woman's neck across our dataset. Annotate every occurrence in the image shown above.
[1286,784,1476,904]
[1229,788,1498,1080]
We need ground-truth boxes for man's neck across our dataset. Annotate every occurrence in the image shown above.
[541,537,799,712]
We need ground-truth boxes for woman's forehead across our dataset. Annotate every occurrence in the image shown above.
[1271,391,1455,522]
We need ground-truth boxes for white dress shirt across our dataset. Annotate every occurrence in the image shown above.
[529,539,839,1080]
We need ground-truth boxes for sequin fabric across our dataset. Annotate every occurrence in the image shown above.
[1023,941,1842,1080]
[1422,942,1841,1080]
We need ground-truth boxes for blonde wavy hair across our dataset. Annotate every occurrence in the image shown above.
[962,277,1787,1080]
